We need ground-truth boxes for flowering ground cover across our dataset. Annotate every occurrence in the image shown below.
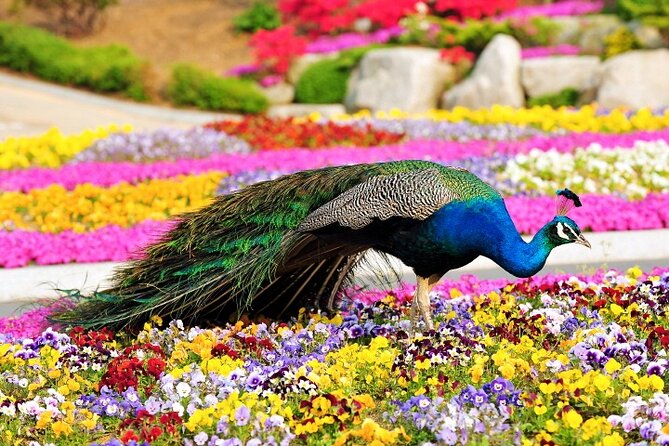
[0,105,668,445]
[0,267,668,445]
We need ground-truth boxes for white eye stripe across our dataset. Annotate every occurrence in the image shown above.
[556,222,570,240]
[564,224,579,239]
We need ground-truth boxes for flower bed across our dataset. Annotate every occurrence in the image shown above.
[0,107,668,268]
[0,267,668,445]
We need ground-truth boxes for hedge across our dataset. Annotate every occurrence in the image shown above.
[167,63,269,114]
[0,22,147,100]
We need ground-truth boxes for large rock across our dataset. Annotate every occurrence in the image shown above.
[261,82,294,105]
[345,47,454,113]
[629,21,665,49]
[597,49,669,109]
[442,34,523,109]
[521,56,600,97]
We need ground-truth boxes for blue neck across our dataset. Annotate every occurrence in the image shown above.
[487,223,553,277]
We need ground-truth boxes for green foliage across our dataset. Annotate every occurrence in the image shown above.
[615,0,669,24]
[0,22,147,99]
[399,16,559,53]
[233,1,281,33]
[295,45,382,104]
[527,88,580,108]
[167,63,268,114]
[10,0,118,36]
[603,26,642,58]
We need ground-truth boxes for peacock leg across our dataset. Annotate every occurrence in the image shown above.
[413,274,441,333]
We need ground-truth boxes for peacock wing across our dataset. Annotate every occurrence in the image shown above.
[297,167,458,232]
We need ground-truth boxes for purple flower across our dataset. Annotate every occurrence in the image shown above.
[245,372,263,390]
[234,405,251,426]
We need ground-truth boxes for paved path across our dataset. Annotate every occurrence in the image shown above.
[0,71,235,139]
[1,228,667,305]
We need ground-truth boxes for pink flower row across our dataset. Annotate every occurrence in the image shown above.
[496,0,603,20]
[3,130,669,192]
[1,193,667,268]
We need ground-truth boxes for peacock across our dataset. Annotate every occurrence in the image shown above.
[51,160,590,331]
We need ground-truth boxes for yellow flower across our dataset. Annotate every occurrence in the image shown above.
[415,358,431,370]
[36,410,53,430]
[544,420,559,433]
[601,432,625,446]
[562,408,583,429]
[0,125,127,169]
[604,358,622,374]
[593,373,611,392]
[51,420,73,437]
[534,405,548,415]
[0,172,224,233]
[581,417,612,441]
[311,396,332,416]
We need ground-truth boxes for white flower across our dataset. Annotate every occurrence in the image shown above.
[176,382,192,398]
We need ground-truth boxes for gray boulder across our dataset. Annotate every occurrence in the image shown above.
[345,47,454,113]
[597,49,669,109]
[260,82,295,105]
[442,34,524,109]
[521,56,601,97]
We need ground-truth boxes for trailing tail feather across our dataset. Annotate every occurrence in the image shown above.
[50,163,394,330]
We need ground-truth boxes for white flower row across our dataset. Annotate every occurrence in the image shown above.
[499,140,669,198]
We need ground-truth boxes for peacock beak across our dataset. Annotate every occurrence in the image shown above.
[575,234,591,249]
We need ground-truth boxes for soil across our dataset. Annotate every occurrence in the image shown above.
[0,0,259,101]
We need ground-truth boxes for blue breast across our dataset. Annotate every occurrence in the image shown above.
[383,197,513,276]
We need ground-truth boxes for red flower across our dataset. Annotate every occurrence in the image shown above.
[250,25,308,75]
[121,430,139,443]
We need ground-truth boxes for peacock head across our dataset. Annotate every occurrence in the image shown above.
[546,189,590,249]
[546,216,591,248]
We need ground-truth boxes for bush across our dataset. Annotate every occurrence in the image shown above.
[295,45,381,104]
[0,22,147,99]
[167,63,268,114]
[295,58,349,104]
[10,0,118,36]
[233,1,281,33]
[603,26,642,58]
[399,16,558,54]
[527,88,580,108]
[615,0,669,21]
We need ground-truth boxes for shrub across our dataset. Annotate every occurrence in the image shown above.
[167,63,268,114]
[399,15,558,54]
[233,1,281,33]
[615,0,669,28]
[0,22,147,99]
[603,26,642,59]
[294,45,381,104]
[527,88,580,108]
[10,0,118,36]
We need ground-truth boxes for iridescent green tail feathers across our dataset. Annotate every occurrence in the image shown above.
[49,162,415,330]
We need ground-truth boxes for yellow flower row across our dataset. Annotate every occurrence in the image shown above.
[333,105,669,133]
[0,125,129,170]
[0,172,224,233]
